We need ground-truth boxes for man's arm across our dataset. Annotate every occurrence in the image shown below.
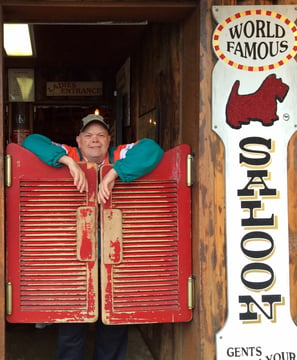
[112,138,164,182]
[22,134,68,167]
[23,134,87,192]
[99,139,164,204]
[58,155,88,193]
[98,167,118,204]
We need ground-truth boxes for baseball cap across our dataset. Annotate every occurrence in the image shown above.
[80,113,109,132]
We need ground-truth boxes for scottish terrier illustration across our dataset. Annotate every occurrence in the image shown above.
[226,74,289,129]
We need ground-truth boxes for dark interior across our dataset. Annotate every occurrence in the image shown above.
[4,23,147,145]
[3,2,195,145]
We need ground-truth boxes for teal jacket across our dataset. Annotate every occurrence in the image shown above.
[23,134,164,181]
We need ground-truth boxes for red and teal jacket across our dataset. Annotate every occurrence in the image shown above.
[22,134,164,181]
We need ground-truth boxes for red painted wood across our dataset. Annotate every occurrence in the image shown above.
[6,143,98,323]
[6,143,192,326]
[100,144,192,324]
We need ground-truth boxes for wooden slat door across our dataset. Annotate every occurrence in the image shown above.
[5,143,98,323]
[100,144,192,324]
[5,143,192,326]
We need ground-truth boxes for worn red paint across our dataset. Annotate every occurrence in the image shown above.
[6,143,98,323]
[79,207,93,261]
[108,238,121,263]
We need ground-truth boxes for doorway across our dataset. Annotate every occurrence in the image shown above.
[6,323,154,360]
[2,2,197,359]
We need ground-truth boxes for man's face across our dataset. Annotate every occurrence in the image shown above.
[76,122,111,163]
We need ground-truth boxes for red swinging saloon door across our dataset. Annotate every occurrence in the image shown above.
[101,144,193,324]
[5,143,98,323]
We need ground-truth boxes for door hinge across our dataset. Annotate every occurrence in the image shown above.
[188,275,195,310]
[187,154,194,187]
[5,154,12,187]
[6,282,12,315]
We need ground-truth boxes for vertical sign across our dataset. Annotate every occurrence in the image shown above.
[212,6,297,359]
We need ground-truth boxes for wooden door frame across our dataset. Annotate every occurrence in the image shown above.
[0,5,5,360]
[0,1,199,359]
[2,1,196,23]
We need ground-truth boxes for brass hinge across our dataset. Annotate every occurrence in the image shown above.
[187,154,194,187]
[6,282,12,315]
[5,154,12,187]
[188,275,195,310]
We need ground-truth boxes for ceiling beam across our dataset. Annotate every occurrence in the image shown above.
[2,1,197,23]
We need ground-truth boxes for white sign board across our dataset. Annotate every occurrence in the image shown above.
[212,6,297,359]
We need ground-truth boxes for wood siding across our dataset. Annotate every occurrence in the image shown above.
[130,23,181,150]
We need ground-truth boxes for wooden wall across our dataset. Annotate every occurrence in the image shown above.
[130,22,183,359]
[133,1,297,359]
[129,23,181,151]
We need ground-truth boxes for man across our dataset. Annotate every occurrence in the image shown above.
[22,113,164,360]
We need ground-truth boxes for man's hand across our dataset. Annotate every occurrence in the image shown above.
[58,155,88,193]
[98,168,118,204]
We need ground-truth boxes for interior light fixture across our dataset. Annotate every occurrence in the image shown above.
[4,24,34,56]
